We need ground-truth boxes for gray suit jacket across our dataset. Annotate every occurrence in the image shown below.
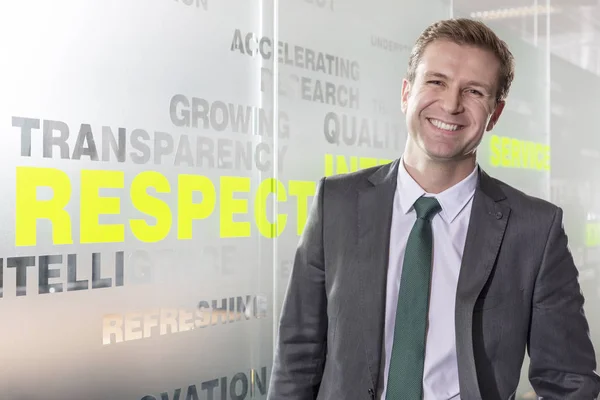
[268,159,600,400]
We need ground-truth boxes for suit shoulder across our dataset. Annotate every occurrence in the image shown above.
[491,176,559,217]
[322,163,389,192]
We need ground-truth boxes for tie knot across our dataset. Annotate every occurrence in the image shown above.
[413,196,441,221]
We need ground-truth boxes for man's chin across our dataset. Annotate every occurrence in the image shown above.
[422,145,459,159]
[423,148,472,163]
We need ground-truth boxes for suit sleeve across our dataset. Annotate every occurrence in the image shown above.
[267,177,328,400]
[528,207,600,398]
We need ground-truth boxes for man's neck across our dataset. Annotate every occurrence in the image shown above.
[402,154,477,194]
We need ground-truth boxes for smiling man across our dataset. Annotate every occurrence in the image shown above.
[267,18,600,399]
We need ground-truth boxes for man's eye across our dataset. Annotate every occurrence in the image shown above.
[468,89,483,96]
[428,80,443,85]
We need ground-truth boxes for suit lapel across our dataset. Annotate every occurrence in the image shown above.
[357,159,399,389]
[455,168,511,399]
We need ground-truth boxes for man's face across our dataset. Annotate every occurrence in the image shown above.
[402,39,505,163]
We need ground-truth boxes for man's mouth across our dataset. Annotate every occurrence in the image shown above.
[427,118,465,132]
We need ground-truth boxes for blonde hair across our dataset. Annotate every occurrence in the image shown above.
[407,18,515,102]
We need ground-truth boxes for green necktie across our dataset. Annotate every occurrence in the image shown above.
[386,196,441,400]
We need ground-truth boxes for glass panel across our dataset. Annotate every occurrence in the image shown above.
[0,0,274,398]
[274,0,451,319]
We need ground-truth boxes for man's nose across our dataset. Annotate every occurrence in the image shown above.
[441,88,464,114]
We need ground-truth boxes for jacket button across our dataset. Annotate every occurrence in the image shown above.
[495,211,503,219]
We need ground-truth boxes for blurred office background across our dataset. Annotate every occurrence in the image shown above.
[0,0,597,399]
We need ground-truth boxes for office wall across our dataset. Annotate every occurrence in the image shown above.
[0,1,597,399]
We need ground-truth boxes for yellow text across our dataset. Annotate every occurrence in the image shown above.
[489,135,550,171]
[325,153,393,176]
[15,167,316,245]
[586,222,600,248]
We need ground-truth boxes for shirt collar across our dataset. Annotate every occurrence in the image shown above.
[396,158,479,223]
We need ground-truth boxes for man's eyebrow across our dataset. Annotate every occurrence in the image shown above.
[424,71,449,80]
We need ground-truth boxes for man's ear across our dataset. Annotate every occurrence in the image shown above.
[486,100,505,131]
[401,79,411,114]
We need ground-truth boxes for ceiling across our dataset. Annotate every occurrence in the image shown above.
[454,0,600,74]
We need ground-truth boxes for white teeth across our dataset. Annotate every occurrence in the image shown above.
[430,118,460,131]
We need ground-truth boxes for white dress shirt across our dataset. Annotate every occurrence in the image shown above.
[377,159,478,400]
